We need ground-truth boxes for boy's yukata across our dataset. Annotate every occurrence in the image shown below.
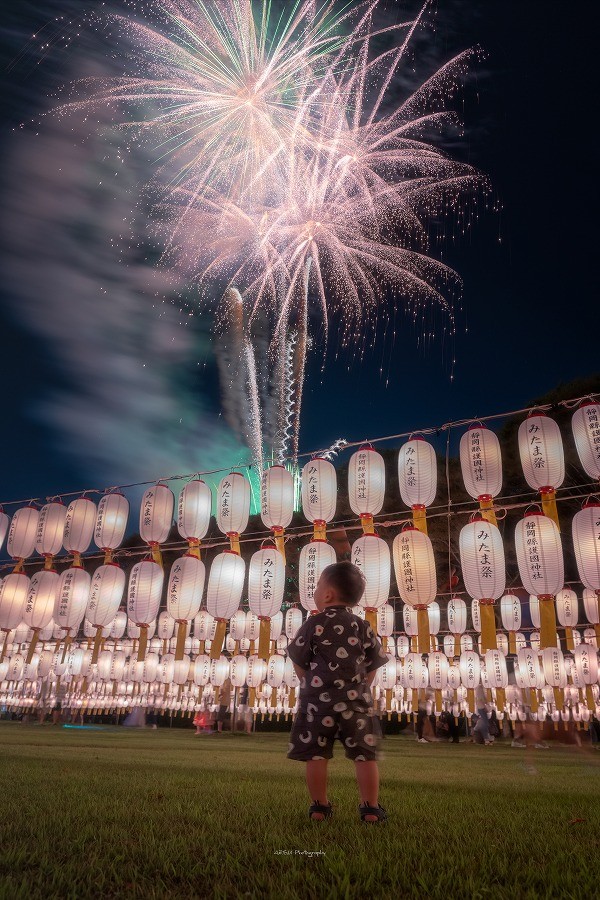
[287,606,388,762]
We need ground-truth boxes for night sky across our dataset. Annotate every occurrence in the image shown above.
[0,1,598,509]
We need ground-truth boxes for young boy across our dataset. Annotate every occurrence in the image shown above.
[287,561,388,823]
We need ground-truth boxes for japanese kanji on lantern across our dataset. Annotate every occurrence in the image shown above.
[216,472,250,555]
[352,533,390,631]
[348,445,385,534]
[167,553,206,660]
[248,545,285,660]
[582,589,600,643]
[573,643,599,709]
[398,436,437,534]
[206,550,245,660]
[572,499,600,640]
[459,649,480,712]
[447,596,467,657]
[459,515,506,653]
[299,539,336,612]
[484,649,508,710]
[95,492,129,563]
[556,588,578,651]
[301,457,336,540]
[515,510,564,649]
[139,483,174,568]
[515,647,544,712]
[177,478,212,559]
[393,524,437,653]
[127,559,164,661]
[35,501,66,570]
[7,505,39,572]
[85,563,126,663]
[459,425,502,526]
[23,569,58,663]
[0,572,30,661]
[261,466,294,560]
[572,401,600,481]
[55,566,91,659]
[500,593,521,655]
[428,650,449,712]
[518,411,564,529]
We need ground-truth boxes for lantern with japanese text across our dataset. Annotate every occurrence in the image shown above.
[229,654,248,688]
[177,479,212,558]
[428,651,449,711]
[139,483,174,568]
[0,573,29,661]
[573,643,599,709]
[572,500,600,639]
[515,511,564,649]
[352,534,389,631]
[484,648,508,707]
[86,564,126,662]
[377,603,394,650]
[127,559,164,660]
[459,425,502,526]
[248,546,285,659]
[398,437,437,534]
[63,497,97,568]
[572,401,600,481]
[500,593,521,655]
[393,525,436,653]
[459,650,481,711]
[22,570,58,663]
[515,647,544,711]
[459,516,505,653]
[299,540,336,612]
[216,472,250,554]
[285,607,303,640]
[95,492,129,562]
[35,502,66,569]
[261,466,294,559]
[542,647,567,710]
[348,446,385,534]
[518,412,564,528]
[7,506,39,572]
[301,458,336,540]
[206,551,245,659]
[447,596,467,657]
[556,588,578,651]
[109,609,127,640]
[55,566,91,655]
[167,554,205,660]
[583,588,600,645]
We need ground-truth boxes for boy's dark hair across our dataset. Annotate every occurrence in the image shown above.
[320,561,366,606]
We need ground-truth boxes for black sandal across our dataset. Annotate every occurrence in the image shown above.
[309,801,333,821]
[359,803,387,824]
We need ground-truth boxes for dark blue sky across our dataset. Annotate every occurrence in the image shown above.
[0,1,598,507]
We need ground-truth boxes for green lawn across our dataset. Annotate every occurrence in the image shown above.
[0,723,599,899]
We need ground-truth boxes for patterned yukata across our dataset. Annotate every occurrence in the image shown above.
[287,606,388,762]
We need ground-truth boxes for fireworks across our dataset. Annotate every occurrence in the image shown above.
[67,0,487,465]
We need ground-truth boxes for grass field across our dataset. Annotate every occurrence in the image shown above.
[1,723,599,899]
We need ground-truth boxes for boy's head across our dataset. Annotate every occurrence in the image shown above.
[314,561,366,611]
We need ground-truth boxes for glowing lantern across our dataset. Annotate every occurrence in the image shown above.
[572,501,600,640]
[572,401,600,480]
[348,445,385,534]
[95,492,129,562]
[518,412,564,528]
[398,437,437,534]
[216,472,250,554]
[428,602,440,639]
[299,540,336,612]
[377,603,394,651]
[63,497,97,567]
[139,483,174,567]
[210,656,230,689]
[206,551,245,659]
[0,573,30,661]
[529,595,541,630]
[447,596,467,657]
[35,502,66,569]
[230,654,248,687]
[261,466,294,560]
[459,650,481,713]
[459,516,505,653]
[177,479,212,558]
[285,607,303,640]
[301,457,336,540]
[109,610,127,640]
[193,654,210,686]
[55,567,91,655]
[86,564,126,662]
[352,534,389,630]
[556,588,578,651]
[542,647,567,710]
[248,546,285,660]
[500,593,521,655]
[573,643,599,709]
[167,554,205,660]
[459,425,502,526]
[428,651,449,711]
[515,511,563,649]
[515,648,544,715]
[229,610,247,647]
[0,508,9,552]
[7,506,39,571]
[23,570,59,663]
[393,526,436,653]
[583,588,600,646]
[404,652,427,693]
[127,559,164,660]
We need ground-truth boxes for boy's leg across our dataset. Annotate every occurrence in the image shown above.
[306,759,329,818]
[355,760,379,818]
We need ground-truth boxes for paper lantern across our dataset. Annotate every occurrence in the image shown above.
[446,596,467,657]
[206,551,245,659]
[55,567,91,653]
[7,506,39,571]
[35,502,66,568]
[352,534,389,631]
[573,644,599,708]
[459,651,481,713]
[216,472,250,554]
[95,492,129,562]
[398,437,437,534]
[459,425,502,525]
[500,593,521,655]
[167,553,205,660]
[127,559,164,660]
[377,603,394,641]
[230,654,248,687]
[261,466,294,560]
[529,595,541,629]
[228,609,247,644]
[403,651,427,691]
[459,517,505,653]
[556,587,578,652]
[193,654,211,686]
[210,656,229,687]
[0,573,30,661]
[86,563,126,662]
[23,570,59,663]
[301,458,337,540]
[428,651,449,710]
[572,502,600,627]
[139,483,174,567]
[0,508,10,552]
[393,526,436,652]
[515,511,564,649]
[299,540,336,612]
[177,479,211,557]
[348,446,385,534]
[109,610,127,640]
[285,607,303,640]
[518,412,564,528]
[63,497,97,567]
[572,401,600,480]
[248,546,285,659]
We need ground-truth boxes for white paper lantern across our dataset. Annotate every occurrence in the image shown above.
[167,554,205,657]
[35,502,66,561]
[63,497,97,561]
[518,413,565,492]
[299,540,336,612]
[206,551,245,658]
[571,401,600,480]
[572,501,600,592]
[428,651,449,690]
[460,519,506,602]
[398,437,437,509]
[447,596,467,635]
[348,446,385,531]
[193,654,211,686]
[556,587,578,629]
[7,506,39,564]
[127,559,163,659]
[248,547,285,659]
[94,492,129,558]
[246,655,267,688]
[404,652,427,690]
[515,512,564,597]
[24,571,58,632]
[377,603,394,638]
[459,651,481,690]
[583,589,599,625]
[177,479,212,548]
[516,647,544,688]
[55,567,91,635]
[210,656,229,687]
[573,643,598,685]
[0,574,30,647]
[393,528,436,608]
[352,534,389,615]
[230,654,248,687]
[285,607,303,640]
[216,472,250,548]
[428,601,440,636]
[87,564,126,628]
[542,647,567,688]
[139,484,174,558]
[109,610,127,640]
[500,594,521,632]
[459,425,502,502]
[229,609,247,642]
[301,458,336,535]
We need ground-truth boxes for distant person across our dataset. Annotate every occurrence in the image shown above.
[473,685,494,745]
[216,679,232,733]
[237,685,253,734]
[287,562,388,824]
